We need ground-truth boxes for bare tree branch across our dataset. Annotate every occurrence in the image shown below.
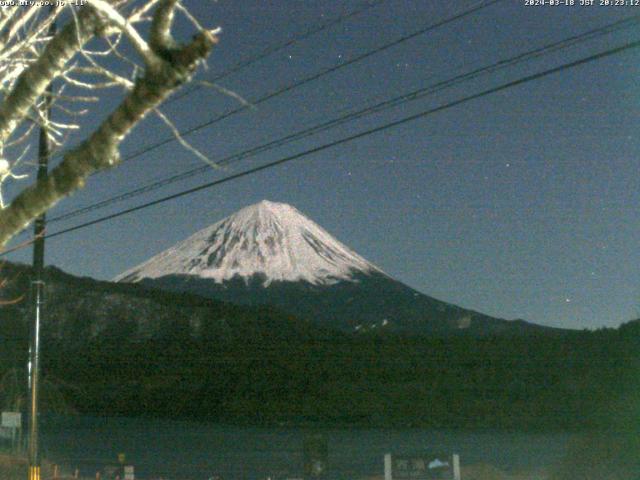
[154,107,217,168]
[0,7,100,145]
[0,23,218,245]
[87,0,161,67]
[150,0,178,53]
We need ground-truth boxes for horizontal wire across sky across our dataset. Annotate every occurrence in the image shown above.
[3,0,639,329]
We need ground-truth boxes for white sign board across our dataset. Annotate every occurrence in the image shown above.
[384,453,460,480]
[1,412,21,429]
[124,465,134,480]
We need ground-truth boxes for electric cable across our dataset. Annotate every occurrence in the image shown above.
[30,38,640,244]
[46,0,504,167]
[168,0,387,104]
[47,12,640,225]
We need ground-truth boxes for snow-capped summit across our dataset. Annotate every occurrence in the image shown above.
[116,200,383,286]
[115,200,547,336]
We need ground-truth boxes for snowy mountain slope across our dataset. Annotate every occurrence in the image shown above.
[116,200,553,336]
[116,200,382,286]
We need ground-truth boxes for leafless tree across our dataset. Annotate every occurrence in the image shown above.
[0,0,219,247]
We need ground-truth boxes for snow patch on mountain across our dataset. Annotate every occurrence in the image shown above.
[116,200,384,286]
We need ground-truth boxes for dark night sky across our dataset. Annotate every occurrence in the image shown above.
[4,0,640,330]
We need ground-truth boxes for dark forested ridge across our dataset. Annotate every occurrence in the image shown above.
[0,262,638,431]
[134,271,559,337]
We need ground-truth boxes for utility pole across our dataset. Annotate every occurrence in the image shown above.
[28,95,50,480]
[28,9,55,480]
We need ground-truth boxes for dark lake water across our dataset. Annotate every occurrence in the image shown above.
[39,416,575,479]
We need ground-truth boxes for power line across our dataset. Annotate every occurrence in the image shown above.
[46,0,503,168]
[33,38,640,244]
[47,12,640,224]
[127,0,504,159]
[35,0,385,171]
[169,0,387,103]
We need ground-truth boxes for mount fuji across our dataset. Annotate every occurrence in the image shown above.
[117,200,382,287]
[116,200,547,336]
